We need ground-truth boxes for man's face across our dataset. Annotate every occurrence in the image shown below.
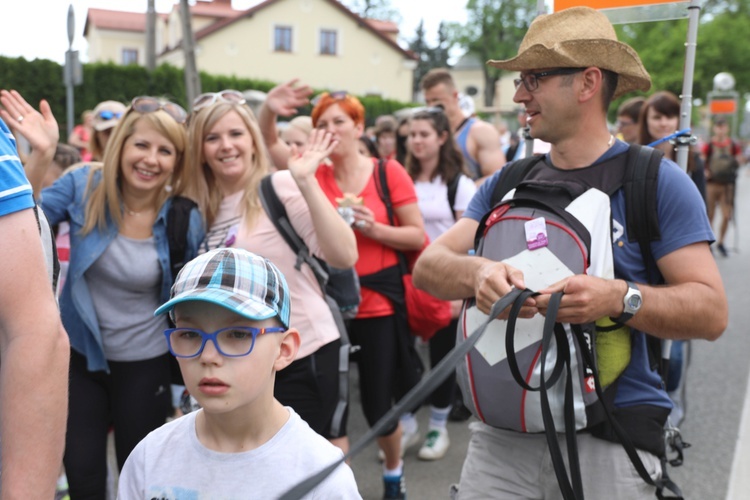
[512,68,578,144]
[424,83,458,116]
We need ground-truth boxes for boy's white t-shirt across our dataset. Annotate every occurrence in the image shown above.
[414,174,477,243]
[118,408,361,499]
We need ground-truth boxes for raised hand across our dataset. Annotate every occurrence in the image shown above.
[266,79,313,117]
[287,128,338,182]
[0,89,59,154]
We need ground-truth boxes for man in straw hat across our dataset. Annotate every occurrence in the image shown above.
[414,6,726,499]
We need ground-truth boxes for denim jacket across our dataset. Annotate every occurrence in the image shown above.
[40,165,204,372]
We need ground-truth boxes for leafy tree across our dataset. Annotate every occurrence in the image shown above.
[343,0,401,22]
[446,0,537,107]
[407,20,455,98]
[408,20,430,98]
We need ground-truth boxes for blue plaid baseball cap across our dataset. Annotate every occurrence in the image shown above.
[154,248,291,328]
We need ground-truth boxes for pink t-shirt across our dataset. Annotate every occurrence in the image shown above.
[209,170,339,359]
[316,158,418,318]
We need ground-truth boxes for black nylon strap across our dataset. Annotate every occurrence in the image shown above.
[278,289,525,500]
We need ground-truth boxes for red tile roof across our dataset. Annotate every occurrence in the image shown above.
[84,1,239,36]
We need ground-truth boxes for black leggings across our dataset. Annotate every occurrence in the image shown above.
[428,319,459,408]
[64,349,172,500]
[348,315,404,436]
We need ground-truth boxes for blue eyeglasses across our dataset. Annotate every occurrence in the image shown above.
[164,326,286,358]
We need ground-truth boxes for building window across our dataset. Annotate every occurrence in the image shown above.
[320,30,337,56]
[274,26,292,53]
[122,48,139,65]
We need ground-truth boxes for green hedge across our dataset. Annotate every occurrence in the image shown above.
[0,55,416,139]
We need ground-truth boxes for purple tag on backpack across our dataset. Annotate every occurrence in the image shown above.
[525,217,548,250]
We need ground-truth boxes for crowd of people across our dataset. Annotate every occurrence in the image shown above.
[0,5,737,500]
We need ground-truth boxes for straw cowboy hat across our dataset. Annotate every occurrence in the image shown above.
[487,6,651,98]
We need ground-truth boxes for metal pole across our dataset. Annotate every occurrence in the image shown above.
[523,0,549,158]
[65,4,75,139]
[675,0,702,172]
[179,0,201,105]
[146,0,156,72]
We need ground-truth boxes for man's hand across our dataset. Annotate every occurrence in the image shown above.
[474,260,536,318]
[535,275,624,324]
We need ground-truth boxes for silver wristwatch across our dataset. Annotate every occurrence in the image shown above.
[610,281,642,324]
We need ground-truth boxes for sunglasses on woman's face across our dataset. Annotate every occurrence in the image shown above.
[192,90,247,112]
[97,110,123,121]
[130,96,188,124]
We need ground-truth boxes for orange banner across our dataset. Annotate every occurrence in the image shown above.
[555,0,683,11]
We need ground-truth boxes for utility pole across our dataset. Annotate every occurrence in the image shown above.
[146,0,156,72]
[180,0,201,105]
[64,4,82,139]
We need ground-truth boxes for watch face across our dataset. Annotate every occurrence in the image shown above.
[627,294,642,310]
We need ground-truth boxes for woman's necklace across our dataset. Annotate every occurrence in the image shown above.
[123,203,154,217]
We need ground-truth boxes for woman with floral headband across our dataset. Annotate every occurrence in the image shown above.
[178,90,358,456]
[12,92,204,499]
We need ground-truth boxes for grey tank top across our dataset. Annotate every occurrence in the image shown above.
[85,234,168,361]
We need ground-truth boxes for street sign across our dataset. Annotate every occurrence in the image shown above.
[554,0,689,23]
[556,0,678,9]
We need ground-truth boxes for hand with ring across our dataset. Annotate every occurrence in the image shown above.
[0,89,59,154]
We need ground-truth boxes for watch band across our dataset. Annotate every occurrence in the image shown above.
[610,280,641,325]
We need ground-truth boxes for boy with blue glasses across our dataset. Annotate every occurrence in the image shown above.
[118,248,360,499]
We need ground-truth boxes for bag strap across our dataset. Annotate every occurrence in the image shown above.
[623,145,662,284]
[373,159,410,275]
[447,173,462,220]
[489,154,546,208]
[166,195,197,282]
[258,173,352,437]
[259,174,330,285]
[277,288,525,500]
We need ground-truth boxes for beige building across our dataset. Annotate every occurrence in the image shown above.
[84,0,416,102]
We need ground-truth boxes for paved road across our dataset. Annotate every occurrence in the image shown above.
[347,168,750,499]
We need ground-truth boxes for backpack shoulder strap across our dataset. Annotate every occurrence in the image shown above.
[167,195,198,282]
[447,173,462,220]
[623,144,663,284]
[489,155,545,208]
[373,158,395,225]
[258,174,329,285]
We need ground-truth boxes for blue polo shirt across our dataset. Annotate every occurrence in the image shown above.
[0,118,34,217]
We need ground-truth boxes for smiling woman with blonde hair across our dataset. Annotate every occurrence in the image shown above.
[18,94,204,498]
[177,90,358,458]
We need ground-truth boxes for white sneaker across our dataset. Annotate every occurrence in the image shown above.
[378,423,420,461]
[418,428,450,460]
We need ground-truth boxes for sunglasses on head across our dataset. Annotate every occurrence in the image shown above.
[311,90,349,107]
[192,90,246,112]
[97,110,123,121]
[130,96,188,124]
